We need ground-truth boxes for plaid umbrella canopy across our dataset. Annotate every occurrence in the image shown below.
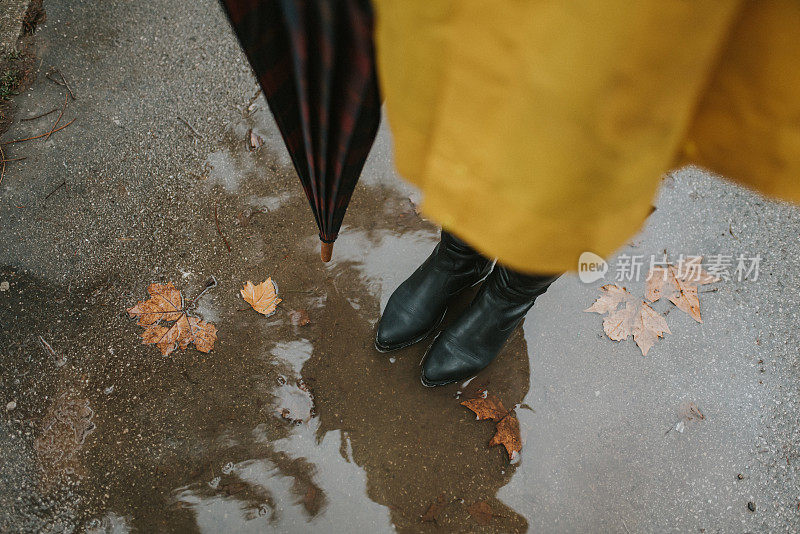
[221,0,381,261]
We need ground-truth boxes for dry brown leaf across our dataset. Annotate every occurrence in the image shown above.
[490,414,522,460]
[462,393,522,460]
[184,316,218,353]
[646,264,718,322]
[126,282,184,326]
[241,278,281,316]
[128,282,217,356]
[467,500,496,526]
[585,284,671,356]
[289,309,311,326]
[461,395,509,422]
[421,493,447,522]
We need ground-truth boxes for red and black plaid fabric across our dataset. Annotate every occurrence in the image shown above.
[220,0,381,244]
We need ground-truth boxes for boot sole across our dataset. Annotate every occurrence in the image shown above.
[373,268,493,354]
[419,334,472,387]
[374,309,447,353]
[420,373,461,388]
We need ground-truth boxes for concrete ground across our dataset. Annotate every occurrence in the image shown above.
[1,0,798,532]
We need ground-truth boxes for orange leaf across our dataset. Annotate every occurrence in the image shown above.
[646,264,718,323]
[489,414,522,460]
[129,282,217,356]
[585,284,671,356]
[186,316,217,353]
[241,278,281,316]
[127,282,184,326]
[461,395,509,422]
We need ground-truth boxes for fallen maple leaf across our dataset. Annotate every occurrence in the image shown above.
[489,414,522,460]
[467,500,497,526]
[585,284,671,356]
[127,282,184,326]
[461,393,522,460]
[461,395,508,422]
[241,278,281,316]
[646,264,718,322]
[128,282,217,356]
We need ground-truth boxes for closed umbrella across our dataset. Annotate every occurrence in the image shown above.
[221,0,381,261]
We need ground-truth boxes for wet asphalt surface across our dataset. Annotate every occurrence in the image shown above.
[1,1,798,532]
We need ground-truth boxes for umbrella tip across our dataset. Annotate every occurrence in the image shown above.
[320,241,333,262]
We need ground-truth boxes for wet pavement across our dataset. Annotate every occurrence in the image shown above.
[1,0,798,532]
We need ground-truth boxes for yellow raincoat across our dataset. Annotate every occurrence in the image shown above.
[371,0,800,274]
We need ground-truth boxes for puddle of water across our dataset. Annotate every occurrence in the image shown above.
[273,381,315,423]
[269,339,313,376]
[246,192,293,212]
[175,420,393,533]
[205,150,254,193]
[315,227,439,311]
[3,104,531,533]
[85,512,132,533]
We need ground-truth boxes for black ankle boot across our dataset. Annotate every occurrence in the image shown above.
[421,265,558,386]
[375,231,492,352]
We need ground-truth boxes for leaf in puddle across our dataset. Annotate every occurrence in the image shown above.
[421,493,447,522]
[461,395,508,422]
[183,316,218,352]
[585,284,670,356]
[461,393,522,460]
[289,309,311,326]
[241,278,281,316]
[467,500,497,526]
[646,264,718,322]
[129,282,217,356]
[489,414,522,460]
[127,282,184,326]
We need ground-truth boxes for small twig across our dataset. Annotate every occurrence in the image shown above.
[45,92,69,142]
[214,204,231,252]
[45,69,75,100]
[21,107,59,121]
[44,179,66,200]
[177,116,203,139]
[38,335,66,367]
[45,71,64,86]
[55,68,75,100]
[38,335,56,357]
[2,118,76,145]
[0,156,26,163]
